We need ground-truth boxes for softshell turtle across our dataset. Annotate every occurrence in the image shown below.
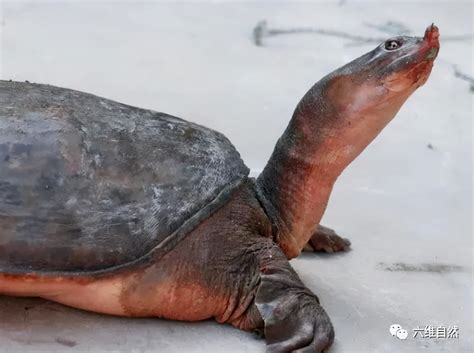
[0,25,439,352]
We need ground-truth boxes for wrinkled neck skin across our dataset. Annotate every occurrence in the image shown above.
[258,74,413,259]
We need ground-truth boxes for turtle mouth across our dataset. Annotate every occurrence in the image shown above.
[383,60,434,92]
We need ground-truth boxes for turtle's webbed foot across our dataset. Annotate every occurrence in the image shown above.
[256,262,334,353]
[263,294,334,353]
[305,225,351,253]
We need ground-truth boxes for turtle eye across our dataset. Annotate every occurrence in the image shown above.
[385,40,401,50]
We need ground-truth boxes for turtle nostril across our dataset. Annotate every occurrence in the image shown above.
[424,23,440,42]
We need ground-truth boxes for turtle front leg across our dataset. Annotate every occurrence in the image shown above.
[251,244,335,352]
[304,225,351,253]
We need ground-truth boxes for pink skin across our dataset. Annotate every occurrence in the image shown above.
[258,24,440,258]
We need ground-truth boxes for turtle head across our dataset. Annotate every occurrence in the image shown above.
[377,23,440,92]
[321,24,440,118]
[294,24,441,169]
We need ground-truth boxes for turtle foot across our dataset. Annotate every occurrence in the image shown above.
[256,262,334,353]
[305,225,351,253]
[263,294,334,353]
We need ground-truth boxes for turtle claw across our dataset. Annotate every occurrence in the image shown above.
[306,225,351,253]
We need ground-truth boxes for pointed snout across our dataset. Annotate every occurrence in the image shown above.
[424,23,440,43]
[422,23,440,60]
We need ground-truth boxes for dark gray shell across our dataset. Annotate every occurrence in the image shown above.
[0,81,249,274]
